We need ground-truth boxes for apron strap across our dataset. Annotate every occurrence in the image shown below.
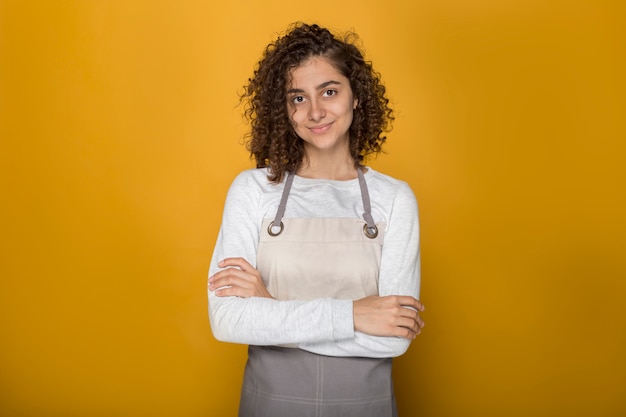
[268,171,295,236]
[268,168,378,239]
[358,168,379,239]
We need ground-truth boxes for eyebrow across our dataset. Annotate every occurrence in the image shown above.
[287,80,342,94]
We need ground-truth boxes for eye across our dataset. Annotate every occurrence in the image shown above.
[323,89,337,97]
[291,95,306,104]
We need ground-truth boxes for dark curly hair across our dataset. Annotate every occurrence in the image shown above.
[241,22,394,183]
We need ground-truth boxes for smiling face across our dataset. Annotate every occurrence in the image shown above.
[286,56,357,159]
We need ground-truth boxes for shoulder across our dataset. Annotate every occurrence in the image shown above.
[366,168,417,203]
[366,168,419,227]
[228,168,276,193]
[231,167,271,186]
[225,168,287,210]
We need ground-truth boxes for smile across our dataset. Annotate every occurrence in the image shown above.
[308,122,333,134]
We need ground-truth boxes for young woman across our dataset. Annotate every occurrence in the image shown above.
[208,22,424,417]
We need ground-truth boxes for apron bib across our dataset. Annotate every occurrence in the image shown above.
[238,170,398,417]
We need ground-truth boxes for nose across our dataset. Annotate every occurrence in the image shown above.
[307,98,325,121]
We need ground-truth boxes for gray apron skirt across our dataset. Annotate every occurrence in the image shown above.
[238,170,398,417]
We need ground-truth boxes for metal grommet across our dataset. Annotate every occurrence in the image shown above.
[363,224,378,239]
[268,221,284,236]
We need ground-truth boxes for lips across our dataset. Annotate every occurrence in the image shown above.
[308,122,333,134]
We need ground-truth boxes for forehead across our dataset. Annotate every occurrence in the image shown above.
[288,56,347,87]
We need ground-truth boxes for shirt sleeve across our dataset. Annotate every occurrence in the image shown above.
[208,172,357,346]
[297,181,421,358]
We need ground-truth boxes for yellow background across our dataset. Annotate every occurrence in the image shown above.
[1,1,624,416]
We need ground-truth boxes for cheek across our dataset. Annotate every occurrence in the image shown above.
[340,99,355,117]
[345,105,355,123]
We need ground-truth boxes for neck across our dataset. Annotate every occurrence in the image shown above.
[297,150,358,181]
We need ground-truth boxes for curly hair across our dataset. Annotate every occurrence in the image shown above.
[240,22,394,183]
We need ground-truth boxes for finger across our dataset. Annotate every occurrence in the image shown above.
[397,316,420,334]
[209,268,233,286]
[395,326,417,340]
[209,267,250,282]
[209,270,232,290]
[397,305,419,321]
[377,321,413,339]
[401,309,424,330]
[401,308,423,329]
[215,286,251,298]
[210,272,252,292]
[396,296,424,312]
[218,257,254,271]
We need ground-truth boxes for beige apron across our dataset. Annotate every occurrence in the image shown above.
[238,170,398,417]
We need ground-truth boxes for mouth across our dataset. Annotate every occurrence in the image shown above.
[308,122,333,134]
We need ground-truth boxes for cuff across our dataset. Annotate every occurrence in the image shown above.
[331,299,355,341]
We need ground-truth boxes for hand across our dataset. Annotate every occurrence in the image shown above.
[353,295,425,340]
[208,257,273,299]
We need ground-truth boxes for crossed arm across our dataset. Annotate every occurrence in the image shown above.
[209,257,425,341]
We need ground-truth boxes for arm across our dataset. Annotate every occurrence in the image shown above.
[208,172,357,346]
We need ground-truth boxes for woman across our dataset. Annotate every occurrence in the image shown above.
[208,22,424,417]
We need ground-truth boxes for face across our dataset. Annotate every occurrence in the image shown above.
[286,56,357,157]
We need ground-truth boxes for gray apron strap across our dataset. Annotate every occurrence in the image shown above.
[268,168,378,239]
[357,167,379,238]
[267,171,295,236]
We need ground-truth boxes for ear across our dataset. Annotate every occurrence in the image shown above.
[353,98,358,109]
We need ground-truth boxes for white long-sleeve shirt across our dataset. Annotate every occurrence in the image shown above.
[208,167,420,358]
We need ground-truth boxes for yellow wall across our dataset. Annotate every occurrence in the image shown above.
[1,1,624,416]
